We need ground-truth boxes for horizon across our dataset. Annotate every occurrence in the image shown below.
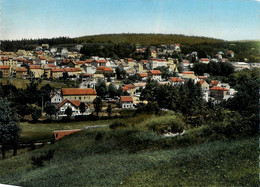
[1,0,260,41]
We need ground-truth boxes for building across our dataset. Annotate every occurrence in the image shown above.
[15,67,28,79]
[0,65,11,77]
[51,91,63,104]
[29,65,44,78]
[210,86,229,100]
[57,99,90,117]
[198,80,210,102]
[61,88,97,103]
[169,77,184,86]
[138,73,148,81]
[199,58,210,64]
[120,96,134,109]
[149,70,162,81]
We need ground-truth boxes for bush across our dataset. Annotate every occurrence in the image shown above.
[110,121,128,129]
[31,149,55,167]
[149,117,185,134]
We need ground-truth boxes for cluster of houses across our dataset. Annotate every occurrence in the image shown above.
[2,43,257,118]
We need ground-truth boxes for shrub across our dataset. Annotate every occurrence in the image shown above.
[31,149,55,167]
[110,121,128,129]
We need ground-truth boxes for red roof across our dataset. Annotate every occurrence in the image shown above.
[138,73,148,77]
[62,88,97,96]
[81,73,94,77]
[120,96,133,102]
[39,56,45,60]
[182,71,194,74]
[170,77,184,82]
[141,60,148,64]
[198,80,205,85]
[201,58,209,61]
[182,60,189,64]
[52,129,83,141]
[126,58,133,62]
[97,66,113,72]
[58,99,83,108]
[52,68,64,72]
[17,58,26,61]
[198,76,207,79]
[210,86,229,91]
[157,59,166,62]
[211,80,219,86]
[47,64,56,68]
[64,68,80,72]
[29,65,41,69]
[1,57,9,61]
[76,61,86,65]
[96,60,108,63]
[85,59,94,63]
[15,68,27,72]
[122,85,135,91]
[0,65,10,69]
[150,70,161,75]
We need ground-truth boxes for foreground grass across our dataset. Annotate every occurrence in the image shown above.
[0,128,258,186]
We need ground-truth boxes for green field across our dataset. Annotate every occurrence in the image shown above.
[0,113,258,186]
[0,78,69,89]
[0,130,258,186]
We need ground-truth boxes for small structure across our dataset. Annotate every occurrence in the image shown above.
[149,70,162,81]
[52,129,83,142]
[120,96,134,109]
[169,77,184,86]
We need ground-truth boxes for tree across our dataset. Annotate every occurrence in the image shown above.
[32,108,42,123]
[108,83,117,98]
[79,102,86,114]
[106,104,112,118]
[65,107,73,119]
[0,98,21,159]
[93,97,102,117]
[95,79,107,98]
[44,103,57,119]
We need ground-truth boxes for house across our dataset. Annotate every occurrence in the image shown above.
[226,51,234,58]
[95,59,108,67]
[169,77,184,86]
[210,86,229,100]
[61,88,97,103]
[0,65,11,77]
[149,70,162,81]
[120,96,134,109]
[52,129,83,141]
[29,65,44,78]
[198,80,210,102]
[96,66,114,74]
[199,58,210,64]
[174,43,181,52]
[180,71,198,83]
[122,85,136,96]
[138,73,148,81]
[58,99,90,117]
[15,67,28,79]
[232,62,249,71]
[51,91,63,104]
[149,58,167,69]
[52,68,65,79]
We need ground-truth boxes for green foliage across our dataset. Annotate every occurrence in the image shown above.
[79,102,86,114]
[109,121,128,129]
[93,97,102,117]
[106,104,112,117]
[95,79,107,97]
[193,62,234,76]
[76,33,224,45]
[0,97,21,159]
[31,108,42,123]
[31,149,55,167]
[44,103,57,118]
[65,107,73,119]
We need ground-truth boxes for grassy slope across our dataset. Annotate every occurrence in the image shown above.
[0,127,258,186]
[75,33,224,45]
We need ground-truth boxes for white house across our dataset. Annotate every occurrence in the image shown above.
[58,99,90,117]
[200,58,210,64]
[149,70,162,81]
[120,96,134,109]
[169,77,184,86]
[51,91,63,104]
[149,58,167,69]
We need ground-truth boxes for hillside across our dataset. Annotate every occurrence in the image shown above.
[75,33,225,45]
[0,111,258,187]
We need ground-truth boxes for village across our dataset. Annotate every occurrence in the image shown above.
[0,42,257,119]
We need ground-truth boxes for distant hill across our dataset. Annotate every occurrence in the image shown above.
[75,33,225,45]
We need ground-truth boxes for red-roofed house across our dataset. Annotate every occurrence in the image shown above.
[210,86,229,100]
[57,99,90,117]
[199,58,210,64]
[0,65,11,77]
[149,58,167,69]
[29,65,43,78]
[120,96,134,109]
[96,66,114,74]
[149,70,162,81]
[138,73,148,81]
[15,67,28,79]
[61,88,97,102]
[169,77,184,86]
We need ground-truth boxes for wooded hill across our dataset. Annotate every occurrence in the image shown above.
[75,33,224,45]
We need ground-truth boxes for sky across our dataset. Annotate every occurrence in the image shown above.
[1,0,259,41]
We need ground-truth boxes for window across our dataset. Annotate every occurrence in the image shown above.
[79,97,81,100]
[74,97,76,99]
